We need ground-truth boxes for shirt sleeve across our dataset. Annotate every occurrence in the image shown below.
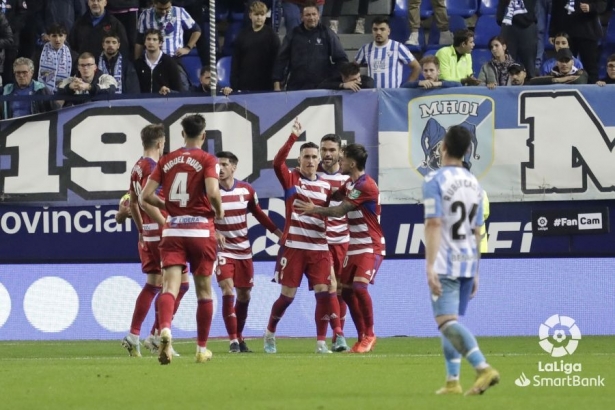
[355,45,367,64]
[247,185,279,233]
[344,178,376,209]
[422,173,442,219]
[398,44,415,65]
[273,133,298,189]
[204,154,220,179]
[179,7,196,30]
[150,161,163,184]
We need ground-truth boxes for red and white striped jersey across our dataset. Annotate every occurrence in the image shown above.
[129,156,167,242]
[274,133,331,251]
[216,179,279,260]
[149,147,220,238]
[317,164,349,245]
[339,174,386,256]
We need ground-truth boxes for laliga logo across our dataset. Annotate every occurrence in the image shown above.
[538,314,581,357]
[537,216,548,228]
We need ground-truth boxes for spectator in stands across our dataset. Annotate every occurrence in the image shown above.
[273,1,347,91]
[0,11,14,86]
[193,66,233,95]
[172,0,208,65]
[69,0,130,59]
[98,32,140,94]
[135,0,201,60]
[549,0,605,83]
[134,28,184,94]
[406,0,453,46]
[281,0,324,35]
[35,23,78,93]
[508,62,528,85]
[540,32,583,75]
[529,48,589,84]
[107,1,140,58]
[3,0,25,86]
[328,0,370,34]
[497,0,538,78]
[58,52,119,104]
[402,55,461,88]
[355,16,420,88]
[231,1,280,92]
[1,57,58,119]
[435,29,480,85]
[597,54,615,85]
[318,61,375,91]
[477,36,516,89]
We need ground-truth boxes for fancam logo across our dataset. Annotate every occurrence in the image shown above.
[513,315,605,388]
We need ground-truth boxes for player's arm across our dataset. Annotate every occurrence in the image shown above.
[128,191,144,232]
[407,59,421,82]
[140,198,166,227]
[273,118,302,188]
[205,177,224,219]
[295,198,356,217]
[249,199,282,238]
[141,178,165,210]
[424,216,443,296]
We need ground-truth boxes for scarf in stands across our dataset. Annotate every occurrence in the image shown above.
[38,42,72,91]
[565,0,575,14]
[98,54,123,94]
[502,0,527,26]
[552,65,579,76]
[491,54,516,86]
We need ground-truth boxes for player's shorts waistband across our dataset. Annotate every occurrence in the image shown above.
[166,215,209,225]
[142,223,159,231]
[143,236,161,242]
[162,229,211,238]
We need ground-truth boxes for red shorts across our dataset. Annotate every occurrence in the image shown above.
[215,256,254,288]
[159,235,217,276]
[138,240,162,274]
[340,253,384,286]
[273,246,331,288]
[329,243,348,278]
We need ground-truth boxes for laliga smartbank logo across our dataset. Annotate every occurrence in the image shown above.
[514,315,604,388]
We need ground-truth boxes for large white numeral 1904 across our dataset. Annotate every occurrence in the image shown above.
[169,172,190,207]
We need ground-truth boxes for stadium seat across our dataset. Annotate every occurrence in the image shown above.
[215,0,229,21]
[221,21,244,57]
[179,49,202,87]
[421,0,434,18]
[391,0,411,44]
[605,15,615,48]
[479,0,498,15]
[425,15,467,50]
[446,0,478,17]
[474,15,501,48]
[217,56,232,88]
[471,48,493,76]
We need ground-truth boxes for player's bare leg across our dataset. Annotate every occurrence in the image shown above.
[157,266,182,365]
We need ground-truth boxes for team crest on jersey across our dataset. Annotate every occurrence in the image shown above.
[408,95,494,177]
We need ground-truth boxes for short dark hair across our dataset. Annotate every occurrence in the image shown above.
[371,16,389,27]
[339,62,360,79]
[141,124,165,149]
[181,114,207,139]
[343,143,368,171]
[554,32,570,41]
[608,54,615,64]
[47,23,68,36]
[144,28,163,43]
[444,125,472,160]
[200,66,211,76]
[301,0,319,14]
[216,151,239,165]
[488,35,507,49]
[102,32,121,43]
[453,29,474,47]
[321,134,342,148]
[420,55,440,67]
[78,52,96,61]
[300,142,319,153]
[153,0,171,5]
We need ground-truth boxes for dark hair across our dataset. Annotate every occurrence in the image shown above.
[216,151,239,165]
[321,134,342,148]
[343,143,368,171]
[301,0,319,13]
[141,124,165,149]
[339,62,360,79]
[371,16,389,27]
[453,29,474,47]
[488,35,507,49]
[420,55,440,67]
[200,66,211,76]
[553,32,570,41]
[102,32,121,43]
[608,54,615,64]
[444,126,472,160]
[47,23,68,36]
[181,114,207,139]
[300,142,319,153]
[78,52,96,61]
[144,28,163,43]
[153,0,171,5]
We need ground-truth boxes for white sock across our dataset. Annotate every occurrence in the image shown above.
[197,345,208,353]
[230,338,239,345]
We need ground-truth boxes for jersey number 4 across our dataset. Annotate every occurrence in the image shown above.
[170,172,190,207]
[451,201,478,240]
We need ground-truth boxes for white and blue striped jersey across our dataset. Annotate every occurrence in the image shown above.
[355,40,415,88]
[137,6,196,56]
[422,166,484,278]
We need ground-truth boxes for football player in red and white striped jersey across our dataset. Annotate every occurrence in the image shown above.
[215,151,282,353]
[295,143,385,354]
[264,118,343,354]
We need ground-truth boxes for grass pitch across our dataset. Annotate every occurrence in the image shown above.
[0,336,612,410]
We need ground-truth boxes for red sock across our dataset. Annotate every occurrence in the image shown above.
[235,299,250,341]
[267,294,294,333]
[353,282,374,337]
[338,294,347,331]
[157,292,176,330]
[150,292,160,335]
[341,288,364,339]
[196,299,213,347]
[222,295,237,340]
[173,282,190,315]
[328,292,343,336]
[315,291,330,341]
[129,283,160,335]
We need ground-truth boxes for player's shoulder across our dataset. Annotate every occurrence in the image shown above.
[234,179,255,193]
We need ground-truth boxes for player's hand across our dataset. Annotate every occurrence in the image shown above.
[597,80,606,86]
[273,229,283,239]
[215,231,226,249]
[486,82,496,90]
[221,86,233,96]
[291,117,302,136]
[342,80,361,92]
[159,86,171,95]
[175,46,190,57]
[580,2,590,12]
[294,198,315,214]
[427,269,442,297]
[470,276,479,298]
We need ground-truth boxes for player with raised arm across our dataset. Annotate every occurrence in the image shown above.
[141,114,224,365]
[422,125,499,395]
[215,151,282,353]
[117,124,190,357]
[295,143,385,354]
[263,118,341,354]
[317,134,349,352]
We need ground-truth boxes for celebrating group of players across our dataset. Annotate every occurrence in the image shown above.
[117,114,385,364]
